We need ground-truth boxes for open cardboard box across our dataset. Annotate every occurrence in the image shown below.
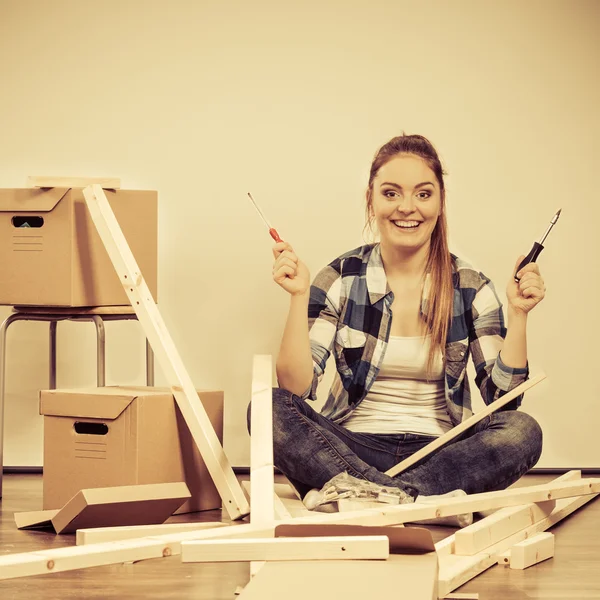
[239,523,438,600]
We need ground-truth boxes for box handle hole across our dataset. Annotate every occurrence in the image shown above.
[74,421,108,435]
[12,216,44,228]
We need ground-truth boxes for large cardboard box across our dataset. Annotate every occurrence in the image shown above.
[40,386,223,514]
[0,187,157,306]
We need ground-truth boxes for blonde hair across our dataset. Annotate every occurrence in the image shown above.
[365,135,454,375]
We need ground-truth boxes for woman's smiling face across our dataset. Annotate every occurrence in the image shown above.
[368,153,442,254]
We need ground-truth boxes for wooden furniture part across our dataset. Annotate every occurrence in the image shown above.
[436,472,598,596]
[181,536,390,563]
[385,373,546,477]
[249,355,275,578]
[242,481,292,520]
[82,184,248,520]
[0,305,154,498]
[76,521,228,545]
[1,476,598,580]
[505,532,555,570]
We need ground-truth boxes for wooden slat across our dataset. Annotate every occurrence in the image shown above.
[385,373,546,477]
[181,535,390,563]
[76,521,228,545]
[249,355,275,578]
[82,184,248,521]
[241,481,292,520]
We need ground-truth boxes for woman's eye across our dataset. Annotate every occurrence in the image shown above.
[383,190,398,199]
[417,191,432,199]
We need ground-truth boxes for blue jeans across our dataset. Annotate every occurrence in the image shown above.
[247,388,543,499]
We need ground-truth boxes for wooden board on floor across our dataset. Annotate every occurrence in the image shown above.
[76,521,229,545]
[82,184,249,521]
[181,535,390,562]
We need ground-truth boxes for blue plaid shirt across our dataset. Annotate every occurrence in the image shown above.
[303,244,529,426]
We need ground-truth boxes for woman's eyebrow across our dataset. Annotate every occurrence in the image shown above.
[380,181,435,189]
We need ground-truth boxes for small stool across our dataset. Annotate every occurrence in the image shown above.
[0,305,155,497]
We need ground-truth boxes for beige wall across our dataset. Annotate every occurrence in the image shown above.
[0,0,598,468]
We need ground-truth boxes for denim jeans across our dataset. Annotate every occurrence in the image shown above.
[247,387,543,499]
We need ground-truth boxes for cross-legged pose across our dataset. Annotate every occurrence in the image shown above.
[250,134,544,512]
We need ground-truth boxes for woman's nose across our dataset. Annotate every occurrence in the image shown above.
[394,196,415,213]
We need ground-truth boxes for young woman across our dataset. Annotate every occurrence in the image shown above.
[258,134,543,506]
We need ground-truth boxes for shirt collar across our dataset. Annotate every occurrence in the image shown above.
[366,244,391,305]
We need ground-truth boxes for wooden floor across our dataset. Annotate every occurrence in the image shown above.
[1,473,599,599]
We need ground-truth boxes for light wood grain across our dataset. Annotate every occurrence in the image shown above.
[82,184,249,521]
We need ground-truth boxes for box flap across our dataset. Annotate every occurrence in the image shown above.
[51,482,191,534]
[39,389,139,420]
[15,509,60,530]
[0,187,69,212]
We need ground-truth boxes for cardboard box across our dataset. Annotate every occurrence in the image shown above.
[0,187,157,306]
[40,386,223,514]
[15,482,191,534]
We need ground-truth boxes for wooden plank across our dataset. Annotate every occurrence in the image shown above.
[437,488,599,596]
[249,355,275,578]
[444,594,480,599]
[238,554,438,600]
[28,176,121,189]
[82,184,248,521]
[76,521,228,545]
[181,535,390,563]
[453,500,555,555]
[241,481,292,520]
[509,532,554,570]
[385,373,546,477]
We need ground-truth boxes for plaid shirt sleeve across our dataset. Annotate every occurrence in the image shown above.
[301,263,343,400]
[470,275,529,407]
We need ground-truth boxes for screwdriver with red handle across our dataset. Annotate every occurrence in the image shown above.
[247,192,282,242]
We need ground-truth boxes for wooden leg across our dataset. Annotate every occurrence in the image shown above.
[82,185,249,521]
[507,532,555,570]
[250,355,275,578]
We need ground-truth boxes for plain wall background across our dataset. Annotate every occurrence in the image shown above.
[0,0,598,469]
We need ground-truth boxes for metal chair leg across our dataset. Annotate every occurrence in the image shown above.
[49,321,57,389]
[92,315,106,387]
[146,339,154,387]
[0,313,24,498]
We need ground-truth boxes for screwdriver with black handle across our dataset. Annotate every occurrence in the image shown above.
[514,209,561,282]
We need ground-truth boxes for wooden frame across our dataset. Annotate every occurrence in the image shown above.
[82,184,249,521]
[385,373,546,477]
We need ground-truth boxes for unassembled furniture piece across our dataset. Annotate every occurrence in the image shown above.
[0,305,154,497]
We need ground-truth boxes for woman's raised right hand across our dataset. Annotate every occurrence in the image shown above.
[272,242,310,296]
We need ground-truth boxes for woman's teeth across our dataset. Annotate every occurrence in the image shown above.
[393,220,420,229]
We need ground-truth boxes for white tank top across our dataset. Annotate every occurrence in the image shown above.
[343,334,452,436]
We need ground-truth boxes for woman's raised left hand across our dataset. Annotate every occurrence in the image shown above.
[506,256,546,314]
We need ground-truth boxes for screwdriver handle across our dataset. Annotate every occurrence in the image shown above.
[514,242,544,282]
[269,228,282,243]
